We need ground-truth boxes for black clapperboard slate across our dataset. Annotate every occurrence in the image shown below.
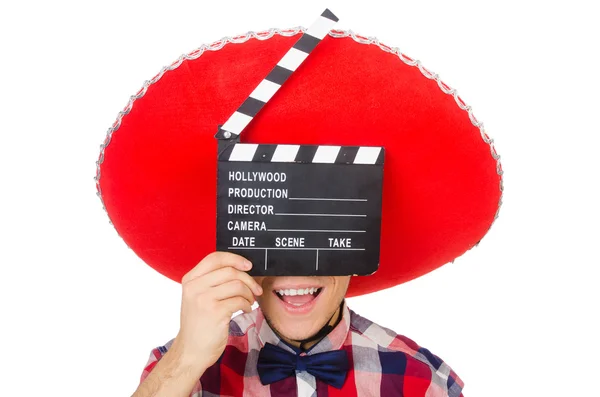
[213,9,385,276]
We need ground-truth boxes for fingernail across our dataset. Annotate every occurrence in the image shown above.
[244,260,252,269]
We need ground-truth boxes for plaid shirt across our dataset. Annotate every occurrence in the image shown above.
[140,301,464,396]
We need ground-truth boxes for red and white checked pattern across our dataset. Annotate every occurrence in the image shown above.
[140,302,464,396]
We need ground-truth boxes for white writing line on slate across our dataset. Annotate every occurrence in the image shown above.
[274,213,367,217]
[288,197,368,202]
[228,247,365,251]
[267,229,366,233]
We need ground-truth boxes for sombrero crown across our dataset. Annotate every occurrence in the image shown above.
[95,22,503,297]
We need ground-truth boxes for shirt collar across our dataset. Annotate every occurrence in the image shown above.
[255,300,351,355]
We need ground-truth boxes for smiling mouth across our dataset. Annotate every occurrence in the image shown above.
[274,287,323,306]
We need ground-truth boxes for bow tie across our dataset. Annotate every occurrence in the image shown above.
[257,342,349,389]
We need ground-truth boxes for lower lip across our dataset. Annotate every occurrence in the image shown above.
[274,289,323,315]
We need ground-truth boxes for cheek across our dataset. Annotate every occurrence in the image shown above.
[329,277,350,298]
[257,290,276,307]
[326,287,344,304]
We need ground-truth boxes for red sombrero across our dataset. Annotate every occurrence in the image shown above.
[95,27,503,297]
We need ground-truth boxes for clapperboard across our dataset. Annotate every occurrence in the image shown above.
[214,9,385,276]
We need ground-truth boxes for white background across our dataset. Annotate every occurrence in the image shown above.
[1,1,598,396]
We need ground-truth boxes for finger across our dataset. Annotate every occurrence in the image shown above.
[182,251,252,283]
[222,296,253,315]
[210,279,255,306]
[191,266,263,296]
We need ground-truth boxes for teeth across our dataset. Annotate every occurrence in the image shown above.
[277,288,321,296]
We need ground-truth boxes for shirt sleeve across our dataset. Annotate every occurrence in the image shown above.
[422,348,464,397]
[138,345,204,397]
[139,346,165,384]
[444,364,464,397]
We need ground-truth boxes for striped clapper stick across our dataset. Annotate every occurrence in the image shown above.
[215,10,385,277]
[215,9,339,140]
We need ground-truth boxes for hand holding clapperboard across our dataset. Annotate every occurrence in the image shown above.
[215,10,384,277]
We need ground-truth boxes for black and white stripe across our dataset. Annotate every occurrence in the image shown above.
[216,9,339,140]
[219,144,384,165]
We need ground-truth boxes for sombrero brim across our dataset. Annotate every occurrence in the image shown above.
[96,28,503,297]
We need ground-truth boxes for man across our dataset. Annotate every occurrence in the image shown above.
[96,12,502,397]
[132,252,464,396]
